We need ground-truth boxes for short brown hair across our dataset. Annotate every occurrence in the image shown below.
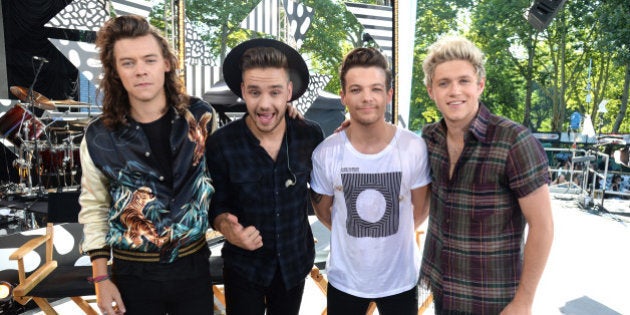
[339,47,392,92]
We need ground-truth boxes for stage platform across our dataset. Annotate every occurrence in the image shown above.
[10,193,630,315]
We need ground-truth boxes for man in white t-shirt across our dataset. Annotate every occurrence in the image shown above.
[309,47,431,315]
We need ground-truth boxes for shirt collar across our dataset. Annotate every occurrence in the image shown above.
[468,102,491,144]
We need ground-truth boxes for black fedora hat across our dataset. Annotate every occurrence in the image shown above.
[222,38,309,102]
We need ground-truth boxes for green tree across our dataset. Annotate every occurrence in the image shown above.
[410,0,469,130]
[593,0,630,133]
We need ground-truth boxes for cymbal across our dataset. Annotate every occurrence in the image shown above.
[50,129,82,135]
[9,86,56,110]
[68,119,89,128]
[51,99,89,105]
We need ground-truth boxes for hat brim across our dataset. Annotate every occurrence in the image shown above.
[222,38,309,102]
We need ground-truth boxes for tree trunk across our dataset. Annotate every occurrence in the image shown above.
[612,63,630,133]
[523,38,536,129]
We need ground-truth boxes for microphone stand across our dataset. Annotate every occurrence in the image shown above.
[26,58,47,199]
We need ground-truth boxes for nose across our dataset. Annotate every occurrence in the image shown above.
[135,62,148,76]
[258,93,274,108]
[362,90,375,103]
[448,82,462,95]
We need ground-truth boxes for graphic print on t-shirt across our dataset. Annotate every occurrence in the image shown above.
[342,172,401,238]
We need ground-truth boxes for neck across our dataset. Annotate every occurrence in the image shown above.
[346,120,395,154]
[130,104,169,123]
[129,94,169,123]
[246,114,286,142]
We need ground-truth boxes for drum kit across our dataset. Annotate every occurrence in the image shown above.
[0,86,90,199]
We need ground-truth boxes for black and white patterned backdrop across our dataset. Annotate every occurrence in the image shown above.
[45,0,109,32]
[294,74,330,116]
[344,2,393,58]
[283,0,314,50]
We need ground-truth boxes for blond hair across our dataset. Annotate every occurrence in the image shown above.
[422,36,485,87]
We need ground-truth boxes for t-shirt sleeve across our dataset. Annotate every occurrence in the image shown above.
[310,143,333,196]
[411,136,432,189]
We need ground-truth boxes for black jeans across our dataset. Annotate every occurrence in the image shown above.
[327,283,418,315]
[223,265,305,315]
[114,273,213,315]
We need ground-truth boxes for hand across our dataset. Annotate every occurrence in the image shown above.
[95,280,125,314]
[287,103,304,120]
[217,213,263,251]
[334,118,350,133]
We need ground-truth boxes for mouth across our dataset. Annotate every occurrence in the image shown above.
[256,112,276,125]
[447,100,465,106]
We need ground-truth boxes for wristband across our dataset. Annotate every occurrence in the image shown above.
[87,275,110,283]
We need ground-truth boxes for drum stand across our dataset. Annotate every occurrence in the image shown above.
[24,56,48,198]
[13,121,34,195]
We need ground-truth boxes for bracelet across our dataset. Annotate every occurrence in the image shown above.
[87,275,110,283]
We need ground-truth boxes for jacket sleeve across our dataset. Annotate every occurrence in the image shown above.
[77,136,112,259]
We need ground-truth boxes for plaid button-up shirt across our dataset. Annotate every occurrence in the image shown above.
[207,114,324,289]
[420,104,550,314]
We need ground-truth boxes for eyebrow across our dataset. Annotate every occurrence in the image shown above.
[437,74,474,81]
[245,84,285,90]
[118,53,160,61]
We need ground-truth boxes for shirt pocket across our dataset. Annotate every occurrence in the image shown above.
[231,168,263,211]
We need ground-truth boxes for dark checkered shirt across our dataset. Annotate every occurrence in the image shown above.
[420,104,550,314]
[207,114,324,289]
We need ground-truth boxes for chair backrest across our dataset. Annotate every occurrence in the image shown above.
[0,223,89,287]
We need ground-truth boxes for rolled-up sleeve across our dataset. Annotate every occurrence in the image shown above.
[77,137,111,258]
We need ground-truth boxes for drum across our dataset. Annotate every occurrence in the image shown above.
[37,143,80,176]
[0,104,45,145]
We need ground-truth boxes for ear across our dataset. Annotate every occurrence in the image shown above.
[478,76,486,92]
[426,85,434,100]
[241,82,246,96]
[164,58,171,72]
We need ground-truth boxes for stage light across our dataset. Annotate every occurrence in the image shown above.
[0,281,13,302]
[527,0,568,31]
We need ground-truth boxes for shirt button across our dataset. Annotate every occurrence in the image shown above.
[145,152,150,157]
[159,176,165,181]
[276,213,280,217]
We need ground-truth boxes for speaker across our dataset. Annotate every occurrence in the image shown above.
[527,0,568,31]
[47,191,81,223]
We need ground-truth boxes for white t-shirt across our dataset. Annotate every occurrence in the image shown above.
[310,126,431,298]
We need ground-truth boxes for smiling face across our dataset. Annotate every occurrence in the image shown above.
[426,59,485,128]
[114,34,170,110]
[241,67,293,136]
[341,66,392,127]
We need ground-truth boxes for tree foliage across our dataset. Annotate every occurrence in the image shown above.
[151,0,629,133]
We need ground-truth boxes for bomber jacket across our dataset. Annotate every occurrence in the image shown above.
[78,98,217,263]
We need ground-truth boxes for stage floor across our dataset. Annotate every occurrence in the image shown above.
[16,193,630,315]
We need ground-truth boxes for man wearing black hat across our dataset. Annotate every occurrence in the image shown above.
[207,38,324,315]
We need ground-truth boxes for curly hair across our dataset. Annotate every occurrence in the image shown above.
[339,47,392,92]
[95,15,189,129]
